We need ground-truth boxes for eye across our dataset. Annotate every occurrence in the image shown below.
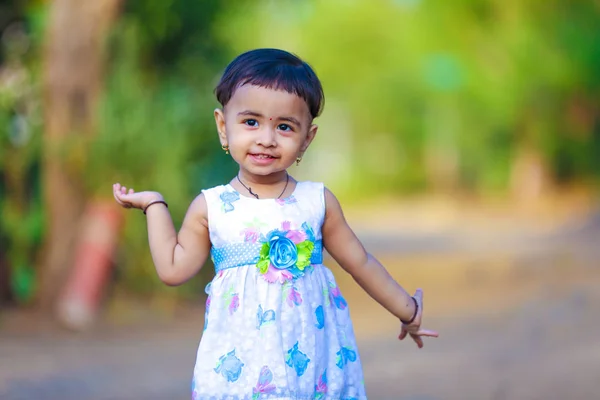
[278,124,293,132]
[243,119,258,127]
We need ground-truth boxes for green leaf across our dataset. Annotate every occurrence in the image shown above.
[259,242,270,260]
[257,259,270,274]
[295,240,315,270]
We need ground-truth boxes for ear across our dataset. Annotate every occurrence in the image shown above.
[214,108,228,145]
[300,123,318,153]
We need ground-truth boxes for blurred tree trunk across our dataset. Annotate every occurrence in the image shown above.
[510,147,552,203]
[39,0,122,310]
[0,250,11,307]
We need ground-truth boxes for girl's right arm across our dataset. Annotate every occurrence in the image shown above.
[113,183,211,286]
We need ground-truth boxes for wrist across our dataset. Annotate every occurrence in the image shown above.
[400,296,418,325]
[143,198,168,215]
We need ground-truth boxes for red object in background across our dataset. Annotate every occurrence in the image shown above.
[56,201,123,331]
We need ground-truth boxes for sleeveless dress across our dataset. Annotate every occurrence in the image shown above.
[192,181,366,400]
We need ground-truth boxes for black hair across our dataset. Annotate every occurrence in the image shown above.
[215,48,324,119]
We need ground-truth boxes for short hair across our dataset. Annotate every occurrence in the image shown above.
[215,48,324,119]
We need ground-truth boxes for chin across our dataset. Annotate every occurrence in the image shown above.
[242,164,288,177]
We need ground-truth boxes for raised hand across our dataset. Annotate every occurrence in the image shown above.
[113,183,164,212]
[398,288,439,349]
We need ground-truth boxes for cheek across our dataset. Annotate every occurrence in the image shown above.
[227,130,252,146]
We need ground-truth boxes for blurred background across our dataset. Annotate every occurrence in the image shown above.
[1,0,599,399]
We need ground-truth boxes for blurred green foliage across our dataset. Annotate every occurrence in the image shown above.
[0,0,44,303]
[87,1,243,296]
[219,0,600,195]
[1,0,599,302]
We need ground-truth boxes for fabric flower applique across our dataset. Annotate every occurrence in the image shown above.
[220,190,240,213]
[256,221,315,283]
[285,341,311,376]
[252,366,277,399]
[214,349,244,382]
[314,369,328,399]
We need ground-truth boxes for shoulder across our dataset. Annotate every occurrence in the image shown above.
[190,184,230,221]
[295,180,325,204]
[294,180,338,203]
[187,191,208,220]
[323,186,343,215]
[201,184,231,196]
[295,180,324,191]
[295,181,342,215]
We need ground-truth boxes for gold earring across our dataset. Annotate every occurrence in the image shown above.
[222,144,229,155]
[296,156,302,166]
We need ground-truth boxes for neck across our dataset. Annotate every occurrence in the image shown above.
[237,170,288,186]
[234,170,291,199]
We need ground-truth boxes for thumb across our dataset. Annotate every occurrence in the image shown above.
[413,288,423,303]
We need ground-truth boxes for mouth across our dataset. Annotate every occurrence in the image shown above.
[249,153,278,160]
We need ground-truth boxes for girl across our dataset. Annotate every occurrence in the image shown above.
[113,48,438,400]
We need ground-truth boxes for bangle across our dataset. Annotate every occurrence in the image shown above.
[143,200,168,215]
[400,296,419,325]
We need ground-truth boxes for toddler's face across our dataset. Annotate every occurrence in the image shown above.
[214,85,317,177]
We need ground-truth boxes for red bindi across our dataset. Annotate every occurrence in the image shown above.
[269,117,273,120]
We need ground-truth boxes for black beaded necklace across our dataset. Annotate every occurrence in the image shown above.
[236,173,289,199]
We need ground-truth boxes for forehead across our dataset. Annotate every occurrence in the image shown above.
[225,84,311,120]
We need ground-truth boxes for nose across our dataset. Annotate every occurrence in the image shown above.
[255,126,277,147]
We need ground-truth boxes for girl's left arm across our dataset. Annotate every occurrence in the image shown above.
[321,187,438,347]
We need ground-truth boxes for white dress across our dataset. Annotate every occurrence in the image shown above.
[192,181,366,400]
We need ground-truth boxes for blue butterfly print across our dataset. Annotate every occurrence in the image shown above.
[214,349,244,382]
[285,342,310,376]
[256,305,276,329]
[315,305,324,329]
[335,346,357,369]
[220,191,240,213]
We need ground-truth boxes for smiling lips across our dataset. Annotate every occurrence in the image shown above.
[249,153,278,165]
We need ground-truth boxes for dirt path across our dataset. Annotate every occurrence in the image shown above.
[1,245,599,400]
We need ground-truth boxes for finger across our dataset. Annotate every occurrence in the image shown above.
[114,189,125,199]
[399,326,408,340]
[113,187,124,202]
[410,333,424,349]
[113,189,133,208]
[415,329,439,338]
[128,188,134,194]
[121,186,128,195]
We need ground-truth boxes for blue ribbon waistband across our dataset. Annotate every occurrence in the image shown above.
[212,240,323,272]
